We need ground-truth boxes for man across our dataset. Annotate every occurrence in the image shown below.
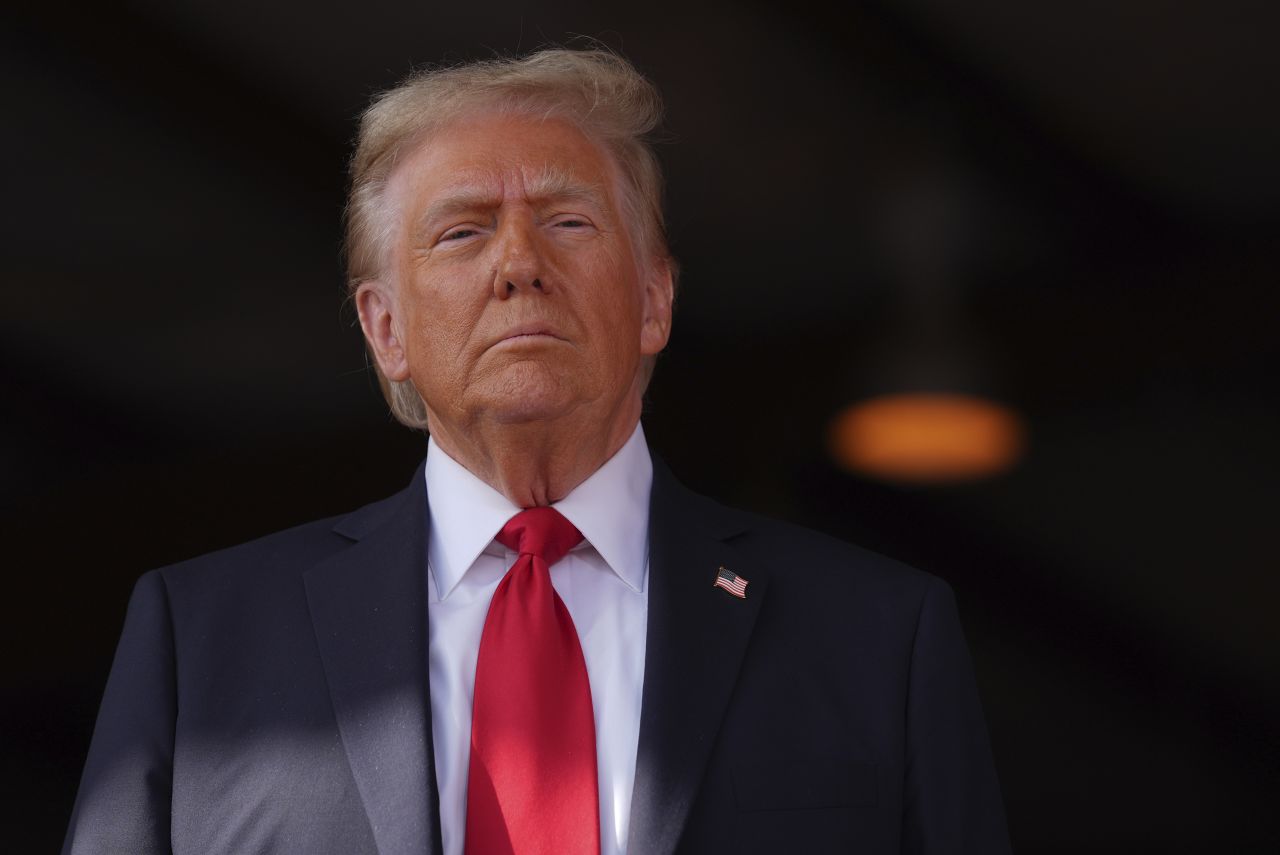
[64,49,1011,854]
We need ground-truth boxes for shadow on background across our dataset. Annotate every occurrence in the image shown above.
[4,1,1278,851]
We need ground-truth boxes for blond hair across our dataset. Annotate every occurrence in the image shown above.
[345,48,676,429]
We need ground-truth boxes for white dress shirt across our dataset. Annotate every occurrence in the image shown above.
[424,424,652,855]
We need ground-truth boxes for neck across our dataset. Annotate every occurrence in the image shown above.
[427,397,642,508]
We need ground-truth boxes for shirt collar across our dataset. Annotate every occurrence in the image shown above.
[424,423,653,601]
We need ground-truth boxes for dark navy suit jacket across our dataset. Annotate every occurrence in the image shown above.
[64,458,1011,854]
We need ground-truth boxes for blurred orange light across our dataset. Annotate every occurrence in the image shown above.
[829,393,1025,483]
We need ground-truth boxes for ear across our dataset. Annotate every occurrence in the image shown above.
[639,256,674,357]
[355,280,411,382]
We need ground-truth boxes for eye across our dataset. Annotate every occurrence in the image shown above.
[552,216,593,231]
[440,227,479,243]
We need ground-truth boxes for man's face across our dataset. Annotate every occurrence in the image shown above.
[358,112,672,436]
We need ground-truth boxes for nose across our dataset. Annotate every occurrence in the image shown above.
[492,216,549,299]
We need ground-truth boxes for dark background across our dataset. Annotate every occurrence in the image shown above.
[4,1,1278,851]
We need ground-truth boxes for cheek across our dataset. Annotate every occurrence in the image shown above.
[578,247,644,322]
[578,266,646,381]
[401,271,482,365]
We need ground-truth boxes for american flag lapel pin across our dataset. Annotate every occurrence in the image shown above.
[713,565,749,599]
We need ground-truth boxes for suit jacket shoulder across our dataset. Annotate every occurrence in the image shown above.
[64,470,433,855]
[717,498,938,591]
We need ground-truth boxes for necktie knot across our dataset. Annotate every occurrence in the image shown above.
[496,506,583,566]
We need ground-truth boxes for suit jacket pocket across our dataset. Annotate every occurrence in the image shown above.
[732,756,877,812]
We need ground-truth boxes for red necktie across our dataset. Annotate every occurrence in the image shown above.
[465,507,601,855]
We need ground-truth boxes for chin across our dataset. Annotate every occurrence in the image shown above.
[487,403,571,425]
[480,363,582,425]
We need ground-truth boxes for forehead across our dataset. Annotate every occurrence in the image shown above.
[388,112,622,210]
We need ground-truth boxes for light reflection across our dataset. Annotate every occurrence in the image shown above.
[829,393,1025,483]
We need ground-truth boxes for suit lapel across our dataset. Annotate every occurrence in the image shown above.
[304,467,444,855]
[628,460,768,855]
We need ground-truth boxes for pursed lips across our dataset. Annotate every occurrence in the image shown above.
[491,323,568,347]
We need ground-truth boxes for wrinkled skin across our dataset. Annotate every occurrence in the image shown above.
[356,112,674,506]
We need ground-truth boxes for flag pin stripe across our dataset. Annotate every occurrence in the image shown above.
[713,565,748,598]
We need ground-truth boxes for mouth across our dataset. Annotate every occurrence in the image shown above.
[493,323,567,346]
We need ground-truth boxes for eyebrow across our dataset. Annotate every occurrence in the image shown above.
[418,166,611,229]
